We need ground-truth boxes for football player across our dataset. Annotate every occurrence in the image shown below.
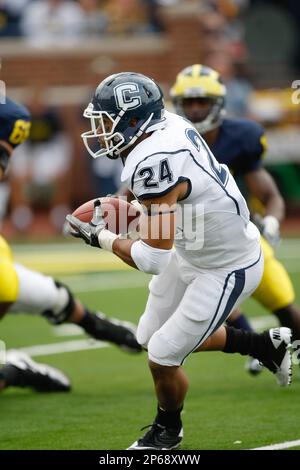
[0,97,73,393]
[0,96,141,393]
[170,64,300,374]
[67,72,292,450]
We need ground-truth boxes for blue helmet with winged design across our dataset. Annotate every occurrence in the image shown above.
[82,72,165,159]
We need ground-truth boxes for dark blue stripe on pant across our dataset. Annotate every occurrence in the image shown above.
[211,269,245,333]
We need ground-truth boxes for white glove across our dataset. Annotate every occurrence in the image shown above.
[253,213,281,247]
[127,199,144,240]
[66,200,118,251]
[131,199,144,214]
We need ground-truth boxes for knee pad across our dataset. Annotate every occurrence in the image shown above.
[136,312,160,350]
[136,314,150,349]
[42,281,75,325]
[147,328,186,367]
[11,263,75,324]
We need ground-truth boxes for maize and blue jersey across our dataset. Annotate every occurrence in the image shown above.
[210,118,266,176]
[0,97,31,149]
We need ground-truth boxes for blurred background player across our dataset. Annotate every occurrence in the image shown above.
[0,96,142,380]
[170,64,300,374]
[7,84,73,234]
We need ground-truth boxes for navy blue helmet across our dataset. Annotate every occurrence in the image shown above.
[82,72,165,159]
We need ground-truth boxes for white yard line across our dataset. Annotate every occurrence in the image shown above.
[7,315,281,356]
[10,238,300,254]
[53,324,84,337]
[69,277,149,293]
[47,271,150,293]
[251,439,300,450]
[250,315,277,330]
[22,317,277,355]
[8,339,109,357]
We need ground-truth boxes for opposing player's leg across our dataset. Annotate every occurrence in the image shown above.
[274,304,300,342]
[227,308,253,331]
[253,237,300,341]
[0,236,19,318]
[227,238,300,376]
[8,263,142,353]
[0,350,71,393]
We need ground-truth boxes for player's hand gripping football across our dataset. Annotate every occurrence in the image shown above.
[66,200,106,248]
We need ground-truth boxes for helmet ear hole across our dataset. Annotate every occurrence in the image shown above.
[112,135,122,143]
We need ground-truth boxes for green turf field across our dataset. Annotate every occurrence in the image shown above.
[0,239,300,450]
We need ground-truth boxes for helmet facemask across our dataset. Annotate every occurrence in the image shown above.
[174,95,225,135]
[82,104,127,160]
[82,103,159,160]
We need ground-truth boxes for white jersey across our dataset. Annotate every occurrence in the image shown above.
[121,111,260,269]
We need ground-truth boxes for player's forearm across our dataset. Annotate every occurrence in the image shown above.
[112,238,138,269]
[245,169,285,223]
[113,238,172,275]
[264,194,285,223]
[254,192,284,246]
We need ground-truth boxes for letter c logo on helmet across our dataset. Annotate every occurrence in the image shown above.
[114,83,142,110]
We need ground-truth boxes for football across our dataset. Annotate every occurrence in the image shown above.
[72,197,141,235]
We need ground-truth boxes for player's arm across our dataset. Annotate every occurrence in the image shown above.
[67,181,187,274]
[112,183,185,272]
[241,123,284,245]
[66,152,189,271]
[244,168,285,245]
[244,168,285,222]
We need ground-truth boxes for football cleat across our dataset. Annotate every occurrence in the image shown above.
[5,350,71,392]
[245,356,264,376]
[256,327,292,386]
[95,312,143,353]
[127,423,183,450]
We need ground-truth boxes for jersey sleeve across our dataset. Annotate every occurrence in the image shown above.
[131,153,187,200]
[239,121,267,175]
